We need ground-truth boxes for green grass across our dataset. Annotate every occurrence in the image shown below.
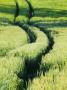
[0,0,16,24]
[0,26,48,89]
[0,0,67,89]
[29,0,67,9]
[0,66,23,90]
[0,57,24,73]
[15,15,29,24]
[27,27,67,90]
[0,0,29,24]
[17,0,29,15]
[15,0,29,24]
[29,0,67,17]
[0,26,29,56]
[27,1,67,89]
[8,26,48,63]
[41,28,67,70]
[27,67,67,90]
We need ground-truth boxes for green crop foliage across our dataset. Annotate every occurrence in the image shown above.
[29,0,67,9]
[0,26,29,56]
[0,0,67,89]
[15,0,29,24]
[0,57,25,74]
[0,67,23,90]
[0,26,48,89]
[0,0,16,24]
[29,0,67,17]
[42,28,67,70]
[0,52,25,90]
[15,15,29,24]
[27,27,67,90]
[16,0,29,15]
[8,26,48,64]
[0,0,29,24]
[27,67,67,90]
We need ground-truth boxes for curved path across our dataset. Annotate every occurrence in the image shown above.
[10,0,54,89]
[0,0,55,90]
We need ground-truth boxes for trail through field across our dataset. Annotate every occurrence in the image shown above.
[11,0,55,89]
[0,0,67,90]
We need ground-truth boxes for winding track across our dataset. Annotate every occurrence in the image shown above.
[9,0,54,89]
[0,0,55,89]
[7,0,54,89]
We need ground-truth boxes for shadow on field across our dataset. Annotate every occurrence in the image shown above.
[0,4,15,14]
[30,8,67,28]
[0,4,28,15]
[34,8,67,17]
[30,20,67,28]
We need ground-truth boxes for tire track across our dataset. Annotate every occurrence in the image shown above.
[10,0,54,89]
[14,0,36,43]
[25,0,54,70]
[25,0,54,55]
